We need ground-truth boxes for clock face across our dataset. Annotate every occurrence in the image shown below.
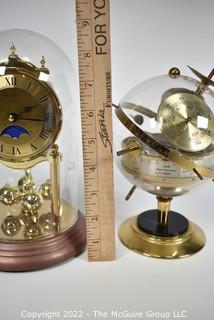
[0,73,62,163]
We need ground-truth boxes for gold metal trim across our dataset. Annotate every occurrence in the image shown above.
[157,196,172,224]
[115,105,214,178]
[119,216,206,259]
[49,144,61,228]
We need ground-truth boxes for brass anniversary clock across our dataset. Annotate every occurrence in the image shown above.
[0,43,86,271]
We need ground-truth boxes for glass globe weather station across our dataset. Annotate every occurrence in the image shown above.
[115,65,214,259]
[0,29,86,271]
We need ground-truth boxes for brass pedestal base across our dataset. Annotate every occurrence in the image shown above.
[0,209,86,271]
[119,216,206,259]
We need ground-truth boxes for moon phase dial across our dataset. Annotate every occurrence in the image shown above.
[0,125,31,139]
[157,92,214,152]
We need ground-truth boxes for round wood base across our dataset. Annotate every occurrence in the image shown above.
[0,212,86,271]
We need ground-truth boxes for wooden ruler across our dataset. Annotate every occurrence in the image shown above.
[76,0,115,261]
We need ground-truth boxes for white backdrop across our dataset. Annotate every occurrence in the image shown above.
[0,1,214,319]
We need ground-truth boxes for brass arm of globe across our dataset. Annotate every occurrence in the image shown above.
[115,101,214,179]
[188,66,214,96]
[117,93,214,153]
[117,138,142,157]
[121,101,157,120]
[116,66,214,154]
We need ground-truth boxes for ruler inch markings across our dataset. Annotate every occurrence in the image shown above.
[76,0,115,261]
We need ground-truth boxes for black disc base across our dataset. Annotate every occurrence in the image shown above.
[137,210,189,237]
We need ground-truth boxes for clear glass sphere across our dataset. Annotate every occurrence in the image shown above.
[115,69,214,197]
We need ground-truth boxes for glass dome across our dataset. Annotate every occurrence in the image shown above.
[0,29,85,271]
[115,67,214,197]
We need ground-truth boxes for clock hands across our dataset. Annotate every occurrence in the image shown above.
[8,112,43,123]
[19,104,39,115]
[8,98,47,123]
[7,98,48,123]
[16,117,43,122]
[18,100,46,116]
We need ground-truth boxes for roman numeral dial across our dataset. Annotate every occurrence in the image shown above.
[12,147,21,155]
[5,76,16,86]
[0,72,62,167]
[39,129,50,140]
[39,96,48,103]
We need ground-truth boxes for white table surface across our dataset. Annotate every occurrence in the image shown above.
[0,1,214,319]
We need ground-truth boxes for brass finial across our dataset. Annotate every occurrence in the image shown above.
[9,43,17,58]
[168,67,180,78]
[40,56,46,69]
